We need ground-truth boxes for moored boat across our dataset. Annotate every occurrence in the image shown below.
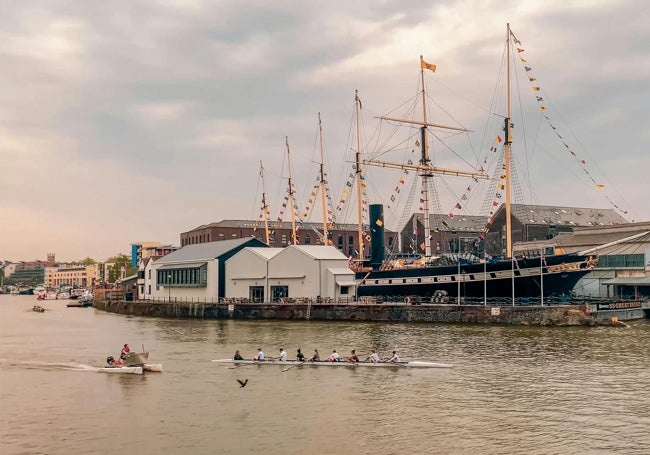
[211,358,452,368]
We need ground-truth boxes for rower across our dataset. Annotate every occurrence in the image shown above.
[327,350,341,362]
[296,348,305,361]
[368,349,380,363]
[253,348,265,361]
[233,350,244,360]
[386,350,401,363]
[347,349,360,363]
[278,348,287,362]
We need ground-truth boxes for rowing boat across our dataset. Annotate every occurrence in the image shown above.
[211,359,452,368]
[98,366,144,375]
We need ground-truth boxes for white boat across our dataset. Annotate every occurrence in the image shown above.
[143,363,163,372]
[56,292,71,300]
[211,358,453,368]
[33,285,46,297]
[98,366,144,375]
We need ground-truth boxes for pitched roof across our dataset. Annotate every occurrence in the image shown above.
[509,204,628,226]
[184,219,395,233]
[156,238,265,264]
[287,245,349,260]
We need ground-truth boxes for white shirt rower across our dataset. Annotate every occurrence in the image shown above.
[278,348,287,362]
[254,348,265,361]
[369,349,380,363]
[387,351,401,363]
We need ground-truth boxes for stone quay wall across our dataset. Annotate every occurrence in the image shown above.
[93,298,608,326]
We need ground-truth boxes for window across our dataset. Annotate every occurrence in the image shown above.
[157,265,208,287]
[340,286,350,295]
[250,286,264,303]
[281,234,287,245]
[271,285,288,302]
[304,235,311,245]
[218,233,225,240]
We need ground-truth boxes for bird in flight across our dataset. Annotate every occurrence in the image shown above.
[237,379,248,388]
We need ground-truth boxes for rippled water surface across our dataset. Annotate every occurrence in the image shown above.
[1,295,649,454]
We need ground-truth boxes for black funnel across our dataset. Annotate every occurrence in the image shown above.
[369,204,384,270]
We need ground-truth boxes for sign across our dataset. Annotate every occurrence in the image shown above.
[491,307,501,316]
[228,304,235,312]
[597,301,641,310]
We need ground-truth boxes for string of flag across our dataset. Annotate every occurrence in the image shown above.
[510,28,628,216]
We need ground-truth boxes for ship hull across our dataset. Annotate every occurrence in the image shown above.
[356,253,594,300]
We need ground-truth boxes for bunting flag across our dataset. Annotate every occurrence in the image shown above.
[513,30,628,216]
[420,59,436,72]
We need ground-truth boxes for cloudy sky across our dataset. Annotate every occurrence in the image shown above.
[1,0,648,262]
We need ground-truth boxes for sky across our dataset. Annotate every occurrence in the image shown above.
[1,0,649,263]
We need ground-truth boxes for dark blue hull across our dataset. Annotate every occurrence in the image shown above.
[356,253,594,299]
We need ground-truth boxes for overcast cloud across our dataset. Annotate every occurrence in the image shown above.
[1,0,648,262]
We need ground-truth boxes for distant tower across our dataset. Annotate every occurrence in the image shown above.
[47,252,55,262]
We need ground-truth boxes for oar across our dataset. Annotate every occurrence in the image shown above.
[282,362,305,372]
[229,361,258,370]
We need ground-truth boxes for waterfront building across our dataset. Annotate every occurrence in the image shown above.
[180,219,397,259]
[44,263,99,288]
[130,241,178,268]
[513,221,650,298]
[485,204,628,257]
[226,245,355,302]
[400,213,487,257]
[150,237,266,302]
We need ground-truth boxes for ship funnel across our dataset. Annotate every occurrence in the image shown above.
[369,204,385,270]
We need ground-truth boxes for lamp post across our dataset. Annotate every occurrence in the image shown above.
[168,273,172,302]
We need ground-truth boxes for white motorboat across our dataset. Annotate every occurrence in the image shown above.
[143,363,163,372]
[98,366,143,375]
[211,359,453,368]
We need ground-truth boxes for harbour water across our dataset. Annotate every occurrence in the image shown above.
[1,294,649,455]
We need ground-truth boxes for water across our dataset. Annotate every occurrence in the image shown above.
[1,294,649,455]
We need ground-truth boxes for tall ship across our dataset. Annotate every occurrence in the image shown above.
[352,24,599,302]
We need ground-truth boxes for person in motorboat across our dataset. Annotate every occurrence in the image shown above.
[386,351,401,363]
[310,349,320,362]
[327,350,341,362]
[368,349,381,363]
[278,348,287,362]
[296,348,305,361]
[253,348,265,361]
[120,344,131,361]
[347,349,360,363]
[233,350,244,360]
[106,356,123,367]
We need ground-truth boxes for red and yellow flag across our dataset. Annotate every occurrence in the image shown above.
[420,59,436,72]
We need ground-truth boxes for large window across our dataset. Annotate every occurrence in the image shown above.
[597,254,644,268]
[157,264,208,287]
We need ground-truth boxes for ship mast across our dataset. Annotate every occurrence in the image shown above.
[259,160,271,245]
[364,57,488,259]
[504,23,513,259]
[317,113,329,245]
[354,90,365,261]
[285,136,298,245]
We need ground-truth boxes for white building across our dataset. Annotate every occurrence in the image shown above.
[226,245,356,302]
[149,237,266,302]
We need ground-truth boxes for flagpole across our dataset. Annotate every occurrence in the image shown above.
[457,258,461,306]
[539,253,544,306]
[511,256,515,306]
[483,252,487,306]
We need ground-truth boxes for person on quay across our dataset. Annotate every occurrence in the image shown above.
[120,343,130,361]
[253,348,265,361]
[310,349,320,362]
[386,350,401,363]
[278,348,288,362]
[233,350,244,360]
[347,349,360,363]
[368,348,381,363]
[327,350,341,362]
[296,348,305,362]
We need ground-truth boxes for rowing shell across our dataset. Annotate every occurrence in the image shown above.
[211,359,452,368]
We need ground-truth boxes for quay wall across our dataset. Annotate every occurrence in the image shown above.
[93,299,610,326]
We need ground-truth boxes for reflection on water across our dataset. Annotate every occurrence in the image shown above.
[1,294,649,455]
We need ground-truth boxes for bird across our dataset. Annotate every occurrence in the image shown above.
[237,379,248,388]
